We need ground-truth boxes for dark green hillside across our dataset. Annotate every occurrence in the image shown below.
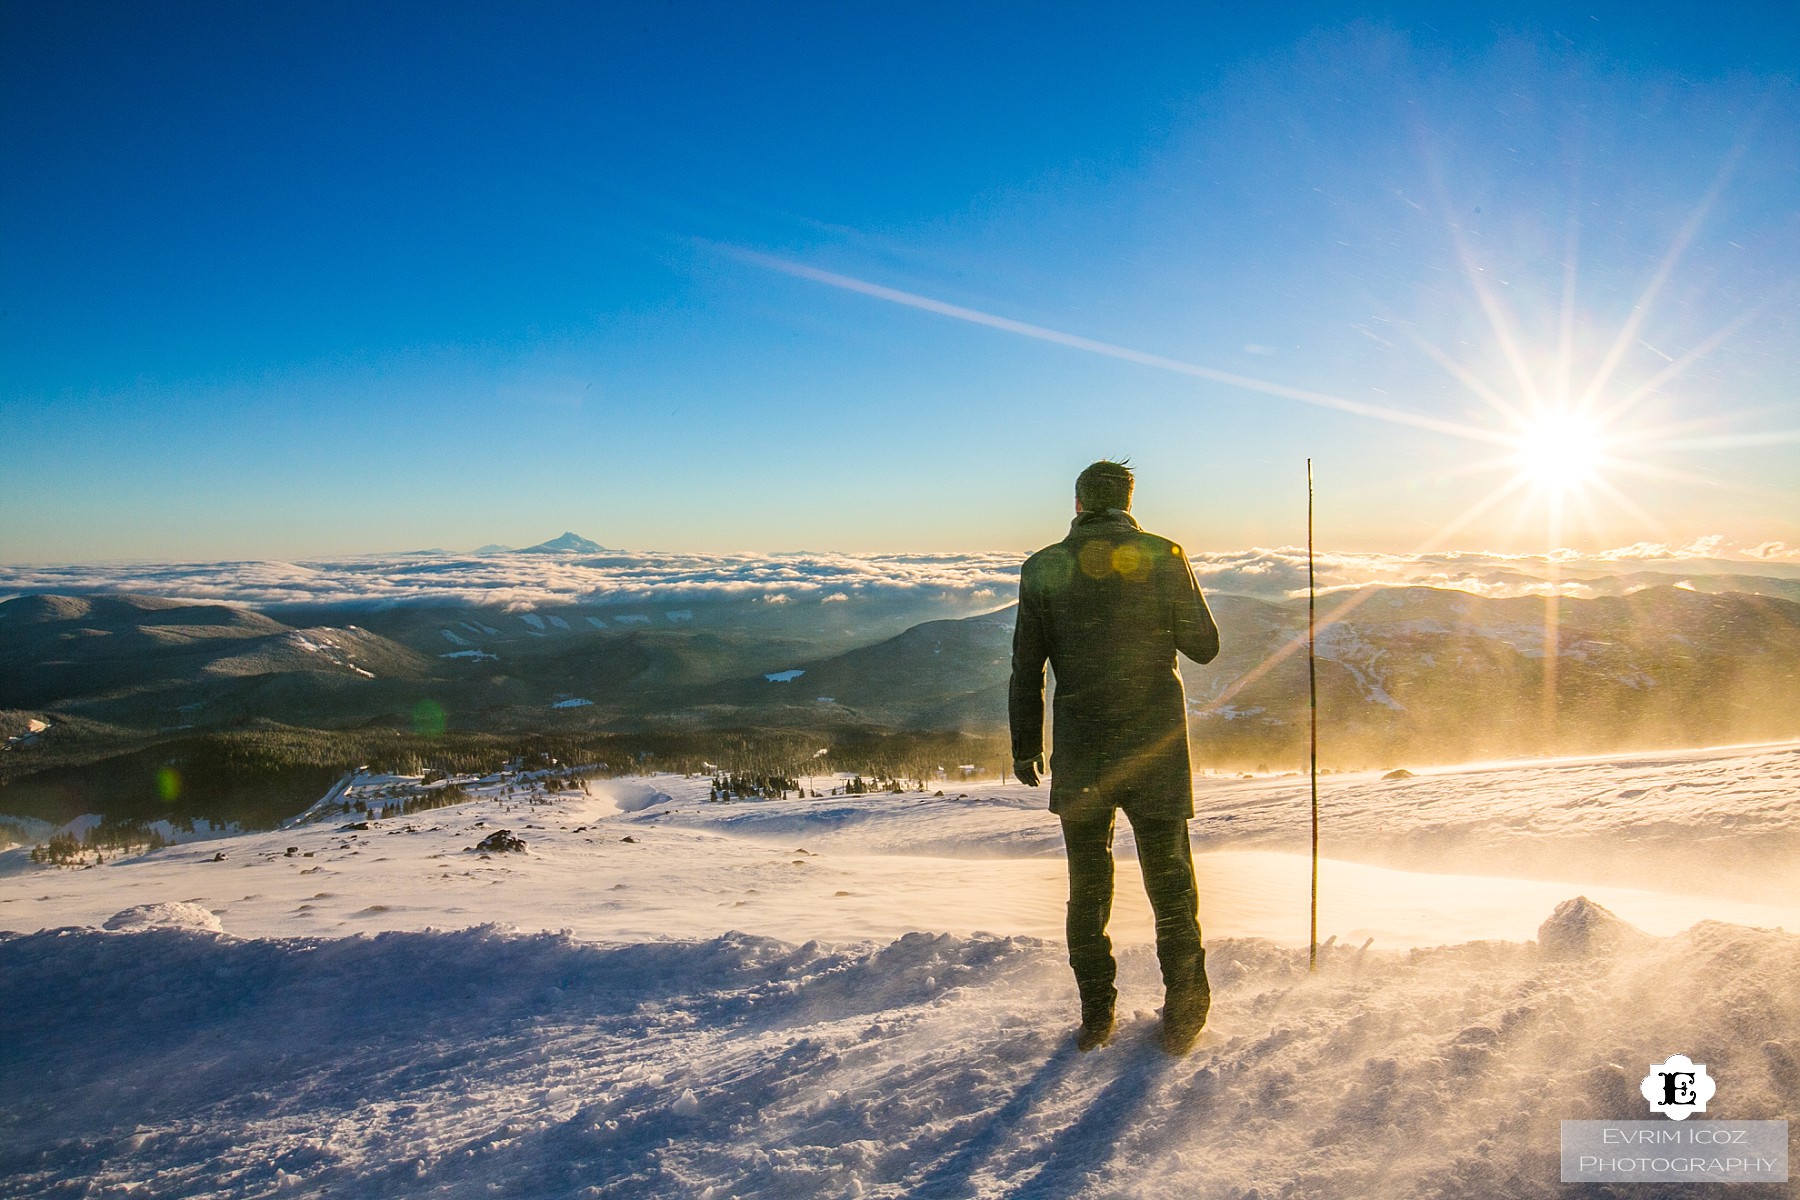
[698,608,1015,726]
[679,586,1800,770]
[266,588,998,661]
[4,583,1796,830]
[0,594,289,706]
[1189,585,1800,766]
[0,595,435,727]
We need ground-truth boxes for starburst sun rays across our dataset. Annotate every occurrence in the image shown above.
[730,161,1797,730]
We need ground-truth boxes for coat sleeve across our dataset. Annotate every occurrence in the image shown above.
[1008,564,1050,762]
[1166,544,1220,665]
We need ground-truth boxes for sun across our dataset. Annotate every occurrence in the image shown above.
[1509,411,1609,492]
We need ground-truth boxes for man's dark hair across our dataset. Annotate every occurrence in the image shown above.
[1076,460,1134,512]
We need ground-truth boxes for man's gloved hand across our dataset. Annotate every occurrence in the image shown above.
[1013,755,1045,787]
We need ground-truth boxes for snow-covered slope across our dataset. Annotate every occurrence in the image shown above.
[2,744,1796,1198]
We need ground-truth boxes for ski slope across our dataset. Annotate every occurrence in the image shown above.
[2,743,1797,1198]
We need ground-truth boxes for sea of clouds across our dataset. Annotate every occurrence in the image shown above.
[1194,537,1800,602]
[0,551,1021,610]
[2,537,1795,611]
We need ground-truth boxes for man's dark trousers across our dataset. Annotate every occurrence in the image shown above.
[1061,807,1204,1016]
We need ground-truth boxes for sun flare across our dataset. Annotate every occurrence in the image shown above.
[1510,411,1608,492]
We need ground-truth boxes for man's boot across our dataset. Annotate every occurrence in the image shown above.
[1159,953,1210,1055]
[1077,988,1116,1052]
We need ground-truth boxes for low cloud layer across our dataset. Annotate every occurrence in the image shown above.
[1190,538,1800,602]
[0,551,1025,610]
[1,537,1795,611]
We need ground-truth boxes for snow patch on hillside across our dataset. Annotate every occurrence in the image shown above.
[1315,623,1403,710]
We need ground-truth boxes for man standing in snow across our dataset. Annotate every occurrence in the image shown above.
[1009,460,1221,1054]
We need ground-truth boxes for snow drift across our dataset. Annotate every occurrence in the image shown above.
[2,916,1796,1198]
[2,745,1797,1197]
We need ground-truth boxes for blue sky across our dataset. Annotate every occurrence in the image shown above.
[3,2,1796,563]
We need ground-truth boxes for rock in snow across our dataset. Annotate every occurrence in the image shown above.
[472,829,527,854]
[1537,894,1651,960]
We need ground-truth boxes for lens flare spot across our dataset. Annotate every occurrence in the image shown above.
[1111,543,1147,580]
[1079,540,1115,579]
[156,767,181,802]
[412,700,447,737]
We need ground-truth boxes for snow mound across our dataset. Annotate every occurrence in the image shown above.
[1537,895,1649,960]
[595,780,675,813]
[101,902,225,934]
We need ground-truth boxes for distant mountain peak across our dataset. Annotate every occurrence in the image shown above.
[519,532,606,554]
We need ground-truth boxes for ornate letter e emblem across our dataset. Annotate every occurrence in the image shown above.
[1640,1054,1715,1120]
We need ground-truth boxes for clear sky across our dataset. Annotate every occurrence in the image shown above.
[3,1,1797,563]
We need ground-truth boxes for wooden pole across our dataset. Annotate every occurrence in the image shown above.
[1308,458,1319,974]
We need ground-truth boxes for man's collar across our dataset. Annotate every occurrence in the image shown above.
[1071,508,1140,532]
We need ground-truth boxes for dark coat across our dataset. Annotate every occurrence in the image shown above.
[1009,509,1220,821]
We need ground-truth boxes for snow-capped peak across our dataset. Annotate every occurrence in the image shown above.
[518,531,607,554]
